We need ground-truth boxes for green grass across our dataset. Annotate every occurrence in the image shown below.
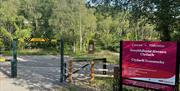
[58,85,79,91]
[93,77,114,91]
[2,49,59,56]
[57,84,95,91]
[61,77,149,91]
[72,50,119,64]
[93,77,153,91]
[2,49,119,64]
[57,77,147,91]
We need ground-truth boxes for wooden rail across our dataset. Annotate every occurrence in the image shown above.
[66,58,108,83]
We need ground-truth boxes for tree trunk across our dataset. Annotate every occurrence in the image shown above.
[79,2,82,52]
[73,41,76,53]
[160,25,171,41]
[159,0,171,41]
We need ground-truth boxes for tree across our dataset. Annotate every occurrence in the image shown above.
[88,0,180,41]
[49,0,96,53]
[129,0,180,41]
[0,0,35,49]
[19,0,54,38]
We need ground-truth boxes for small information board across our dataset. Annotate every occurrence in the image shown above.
[120,41,179,91]
[88,40,95,54]
[29,38,49,42]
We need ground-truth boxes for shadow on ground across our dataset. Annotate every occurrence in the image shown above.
[0,55,63,91]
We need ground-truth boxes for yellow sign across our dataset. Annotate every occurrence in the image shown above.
[0,57,6,62]
[29,38,49,42]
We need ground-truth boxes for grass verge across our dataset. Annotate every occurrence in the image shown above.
[61,77,151,91]
[2,49,59,56]
[72,50,119,64]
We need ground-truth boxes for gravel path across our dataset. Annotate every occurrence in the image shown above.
[0,55,115,91]
[0,55,65,91]
[0,72,28,91]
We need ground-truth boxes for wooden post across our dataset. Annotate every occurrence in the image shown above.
[114,66,120,79]
[113,66,120,91]
[68,60,73,83]
[90,61,95,83]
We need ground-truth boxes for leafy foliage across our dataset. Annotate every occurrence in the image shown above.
[2,0,177,53]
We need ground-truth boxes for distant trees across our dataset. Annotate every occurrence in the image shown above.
[49,0,97,52]
[87,0,158,51]
[0,0,30,49]
[1,0,179,52]
[129,0,180,41]
[88,0,180,41]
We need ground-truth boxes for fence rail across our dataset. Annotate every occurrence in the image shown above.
[65,58,118,83]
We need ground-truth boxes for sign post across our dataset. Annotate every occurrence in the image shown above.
[175,42,180,91]
[119,41,123,91]
[120,41,179,91]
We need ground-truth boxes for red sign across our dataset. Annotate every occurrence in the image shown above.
[121,41,178,91]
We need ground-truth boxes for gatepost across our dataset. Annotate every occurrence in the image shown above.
[60,38,65,83]
[11,38,18,78]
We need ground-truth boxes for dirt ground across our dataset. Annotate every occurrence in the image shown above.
[0,55,65,91]
[0,55,114,91]
[0,72,29,91]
